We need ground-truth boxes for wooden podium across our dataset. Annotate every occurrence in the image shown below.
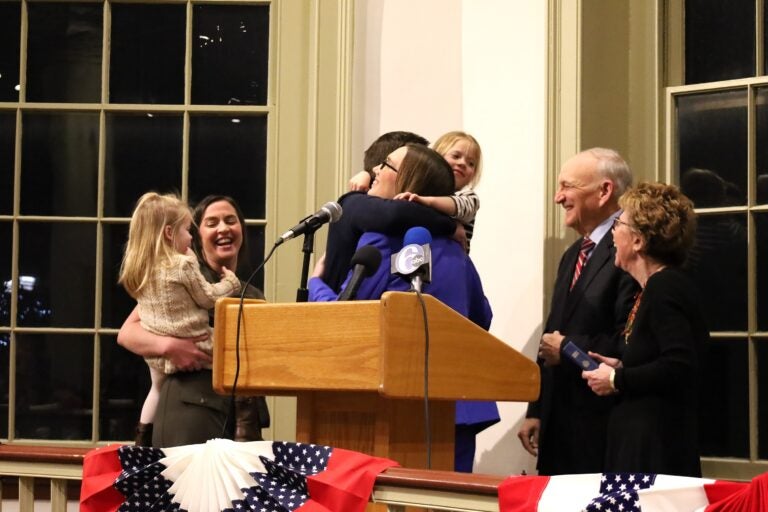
[212,292,539,471]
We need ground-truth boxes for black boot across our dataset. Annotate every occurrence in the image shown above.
[235,397,265,442]
[134,422,153,446]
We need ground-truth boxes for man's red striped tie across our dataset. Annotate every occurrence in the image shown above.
[570,237,595,290]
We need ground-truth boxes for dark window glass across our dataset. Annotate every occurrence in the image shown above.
[756,213,768,331]
[0,2,20,101]
[188,115,267,219]
[685,213,748,331]
[243,225,265,291]
[699,338,749,457]
[192,4,270,105]
[104,114,183,217]
[677,90,747,207]
[18,222,95,328]
[0,330,7,439]
[100,335,148,441]
[755,88,768,205]
[102,223,133,329]
[15,333,93,440]
[685,0,754,84]
[0,220,8,439]
[0,112,14,215]
[26,3,102,103]
[758,340,768,458]
[110,4,185,104]
[21,112,98,216]
[0,222,9,328]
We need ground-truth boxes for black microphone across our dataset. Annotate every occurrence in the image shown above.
[337,245,382,301]
[391,226,432,292]
[276,201,342,245]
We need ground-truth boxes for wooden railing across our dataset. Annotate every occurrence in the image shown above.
[0,444,86,511]
[0,444,505,512]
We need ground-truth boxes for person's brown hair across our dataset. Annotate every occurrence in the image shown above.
[363,131,429,172]
[620,182,697,267]
[395,144,455,197]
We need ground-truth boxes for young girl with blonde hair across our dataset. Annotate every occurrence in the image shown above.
[396,131,483,251]
[348,130,484,251]
[119,192,240,445]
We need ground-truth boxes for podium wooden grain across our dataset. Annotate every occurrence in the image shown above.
[213,292,539,472]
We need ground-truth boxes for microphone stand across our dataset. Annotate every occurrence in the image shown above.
[296,231,314,302]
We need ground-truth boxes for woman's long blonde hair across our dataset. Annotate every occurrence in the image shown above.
[118,192,192,297]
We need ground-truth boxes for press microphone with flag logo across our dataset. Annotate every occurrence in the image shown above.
[337,245,382,301]
[276,201,342,245]
[391,226,432,292]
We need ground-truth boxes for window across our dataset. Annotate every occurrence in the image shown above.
[667,0,768,478]
[0,0,271,442]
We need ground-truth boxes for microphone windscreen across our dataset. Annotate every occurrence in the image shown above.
[321,201,343,223]
[403,226,432,246]
[350,245,382,277]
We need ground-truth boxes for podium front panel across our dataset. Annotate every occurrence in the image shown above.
[213,298,382,394]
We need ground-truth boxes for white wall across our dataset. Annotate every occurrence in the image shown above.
[352,0,548,475]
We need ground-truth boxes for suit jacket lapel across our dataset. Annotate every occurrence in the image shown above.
[546,240,582,331]
[562,232,615,320]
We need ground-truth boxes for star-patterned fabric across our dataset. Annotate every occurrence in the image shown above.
[583,473,656,511]
[496,471,760,512]
[79,440,397,512]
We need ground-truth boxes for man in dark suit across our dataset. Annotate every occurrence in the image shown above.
[517,148,638,475]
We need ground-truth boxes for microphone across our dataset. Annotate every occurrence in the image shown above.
[391,226,432,292]
[276,201,342,245]
[337,245,382,301]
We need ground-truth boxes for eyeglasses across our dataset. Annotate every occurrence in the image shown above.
[380,160,398,173]
[612,217,634,230]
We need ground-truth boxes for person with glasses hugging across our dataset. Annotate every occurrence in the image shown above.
[350,131,484,253]
[322,131,458,296]
[310,142,498,473]
[582,182,707,476]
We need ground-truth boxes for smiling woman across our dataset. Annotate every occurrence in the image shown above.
[117,194,269,448]
[583,182,707,477]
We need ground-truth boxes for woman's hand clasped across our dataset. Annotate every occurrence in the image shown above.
[582,352,622,396]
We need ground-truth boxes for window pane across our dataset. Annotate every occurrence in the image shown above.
[102,223,133,329]
[0,2,20,101]
[0,219,8,438]
[0,221,10,328]
[758,340,768,459]
[677,90,747,207]
[756,213,768,331]
[21,112,98,216]
[110,4,185,104]
[189,115,267,219]
[26,3,102,103]
[685,213,748,331]
[685,0,754,84]
[699,338,749,458]
[755,88,768,205]
[243,225,265,291]
[15,333,93,440]
[18,222,95,327]
[0,332,7,439]
[104,113,183,217]
[100,335,148,442]
[0,112,13,215]
[192,4,270,105]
